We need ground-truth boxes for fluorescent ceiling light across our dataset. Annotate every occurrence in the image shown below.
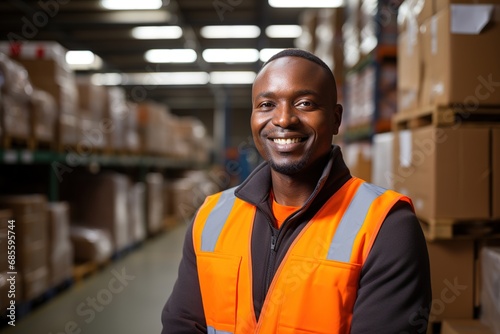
[210,71,256,84]
[145,49,197,63]
[200,25,260,39]
[260,48,285,62]
[66,51,95,65]
[91,73,124,86]
[66,51,103,70]
[269,0,344,8]
[203,49,260,63]
[101,0,163,10]
[122,72,209,85]
[132,26,182,39]
[265,25,303,38]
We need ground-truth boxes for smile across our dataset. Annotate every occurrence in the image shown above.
[272,138,305,144]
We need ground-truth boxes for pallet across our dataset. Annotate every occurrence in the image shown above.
[2,134,36,150]
[420,217,500,241]
[73,260,109,283]
[393,105,500,130]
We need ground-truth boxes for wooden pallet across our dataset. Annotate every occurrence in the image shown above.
[420,218,500,241]
[393,105,500,130]
[73,260,109,283]
[2,134,36,150]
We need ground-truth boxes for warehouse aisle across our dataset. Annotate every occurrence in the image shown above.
[2,223,188,334]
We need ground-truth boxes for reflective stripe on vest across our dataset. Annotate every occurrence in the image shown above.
[201,182,387,263]
[327,182,386,262]
[201,187,237,252]
[208,326,232,334]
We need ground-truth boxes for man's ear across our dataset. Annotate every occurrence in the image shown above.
[332,104,343,135]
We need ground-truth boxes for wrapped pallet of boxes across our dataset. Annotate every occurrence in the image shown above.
[30,88,57,146]
[137,101,171,155]
[46,202,73,288]
[481,247,500,334]
[128,182,146,244]
[125,101,140,154]
[0,52,32,146]
[76,76,108,151]
[0,195,49,302]
[69,226,113,264]
[61,172,131,254]
[146,173,164,236]
[105,87,129,153]
[0,41,80,149]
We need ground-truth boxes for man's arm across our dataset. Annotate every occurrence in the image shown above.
[351,201,432,334]
[161,222,207,334]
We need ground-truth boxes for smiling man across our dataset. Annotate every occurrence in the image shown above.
[161,49,432,334]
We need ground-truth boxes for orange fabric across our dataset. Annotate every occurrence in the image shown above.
[193,178,412,334]
[271,198,299,229]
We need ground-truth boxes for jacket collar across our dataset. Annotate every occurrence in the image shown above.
[234,145,351,215]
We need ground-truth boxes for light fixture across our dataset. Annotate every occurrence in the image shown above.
[210,71,256,84]
[259,48,285,62]
[202,49,260,63]
[200,25,261,39]
[118,72,209,85]
[66,51,103,70]
[265,25,303,38]
[91,73,124,86]
[269,0,344,8]
[101,0,163,10]
[132,26,182,39]
[144,49,197,63]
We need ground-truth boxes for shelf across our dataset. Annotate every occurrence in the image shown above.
[0,149,207,170]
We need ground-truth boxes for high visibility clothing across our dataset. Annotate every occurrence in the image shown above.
[193,177,412,334]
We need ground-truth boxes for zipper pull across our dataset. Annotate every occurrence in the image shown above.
[271,235,276,251]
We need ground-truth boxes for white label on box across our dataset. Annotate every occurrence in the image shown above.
[451,4,493,35]
[431,16,438,55]
[399,130,413,168]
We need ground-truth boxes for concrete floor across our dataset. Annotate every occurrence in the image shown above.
[1,223,187,334]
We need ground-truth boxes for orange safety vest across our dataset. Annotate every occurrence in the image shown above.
[192,177,412,334]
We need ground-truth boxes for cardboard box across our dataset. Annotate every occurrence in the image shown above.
[30,88,57,143]
[62,172,131,252]
[441,319,494,334]
[77,76,107,121]
[427,240,475,322]
[397,28,422,113]
[393,126,490,221]
[1,94,31,139]
[47,202,73,287]
[480,247,500,334]
[493,128,500,219]
[20,265,49,301]
[146,173,164,235]
[0,194,47,216]
[343,141,373,182]
[420,6,500,108]
[128,183,146,244]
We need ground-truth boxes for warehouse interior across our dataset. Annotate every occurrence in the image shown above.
[0,0,500,333]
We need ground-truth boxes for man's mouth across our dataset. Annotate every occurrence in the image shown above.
[272,138,305,145]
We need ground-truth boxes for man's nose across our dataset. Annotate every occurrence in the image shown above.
[271,104,299,128]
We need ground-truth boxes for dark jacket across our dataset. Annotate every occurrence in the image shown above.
[162,146,432,333]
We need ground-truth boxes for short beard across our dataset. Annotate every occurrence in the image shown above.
[267,151,312,176]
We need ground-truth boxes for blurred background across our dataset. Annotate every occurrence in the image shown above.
[0,0,499,333]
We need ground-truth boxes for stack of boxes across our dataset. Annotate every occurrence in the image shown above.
[386,0,500,332]
[0,195,49,302]
[0,42,80,150]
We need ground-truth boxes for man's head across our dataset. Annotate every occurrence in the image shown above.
[251,49,343,176]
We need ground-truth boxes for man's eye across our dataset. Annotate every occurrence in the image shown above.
[260,102,274,108]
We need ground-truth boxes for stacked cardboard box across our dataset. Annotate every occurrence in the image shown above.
[0,52,32,143]
[342,141,373,182]
[146,173,164,236]
[69,226,113,264]
[128,182,147,244]
[0,41,80,149]
[61,172,131,253]
[46,202,73,288]
[136,101,172,156]
[0,195,49,302]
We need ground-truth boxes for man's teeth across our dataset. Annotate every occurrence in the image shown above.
[273,138,302,144]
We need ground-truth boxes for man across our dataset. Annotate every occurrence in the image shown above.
[162,49,431,333]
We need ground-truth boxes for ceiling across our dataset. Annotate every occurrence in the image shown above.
[0,0,306,114]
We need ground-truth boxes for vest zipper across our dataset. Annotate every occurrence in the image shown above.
[265,228,278,294]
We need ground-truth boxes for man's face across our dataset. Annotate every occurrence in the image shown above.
[251,56,342,176]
